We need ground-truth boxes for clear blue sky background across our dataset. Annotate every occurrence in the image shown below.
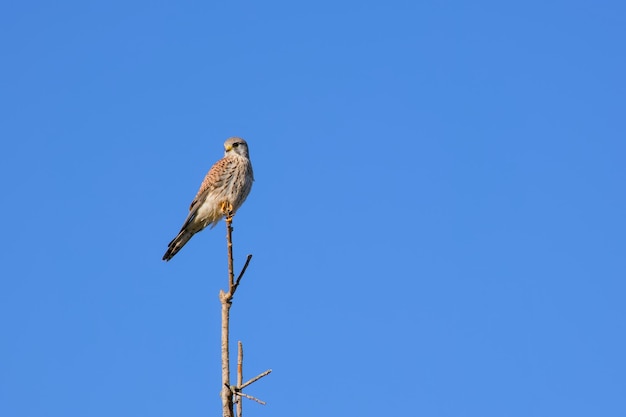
[1,1,625,416]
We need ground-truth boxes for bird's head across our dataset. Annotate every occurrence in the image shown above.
[224,137,250,158]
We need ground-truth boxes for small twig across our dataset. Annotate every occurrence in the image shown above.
[234,391,267,406]
[232,254,253,296]
[240,369,272,390]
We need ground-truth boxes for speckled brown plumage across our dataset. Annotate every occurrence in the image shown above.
[163,137,254,261]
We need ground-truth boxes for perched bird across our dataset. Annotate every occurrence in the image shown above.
[163,137,254,261]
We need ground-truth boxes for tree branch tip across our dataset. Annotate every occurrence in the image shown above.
[232,255,254,293]
[234,391,267,405]
[240,369,272,389]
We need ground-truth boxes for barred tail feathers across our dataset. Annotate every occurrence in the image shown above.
[162,230,194,261]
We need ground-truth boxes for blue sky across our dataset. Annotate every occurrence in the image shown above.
[1,1,625,416]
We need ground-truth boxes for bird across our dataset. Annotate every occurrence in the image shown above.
[162,137,254,261]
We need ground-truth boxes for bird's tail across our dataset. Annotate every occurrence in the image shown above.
[162,230,194,261]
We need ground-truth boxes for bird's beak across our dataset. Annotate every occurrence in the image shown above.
[225,145,233,152]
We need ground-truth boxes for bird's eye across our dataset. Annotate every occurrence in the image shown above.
[233,143,239,147]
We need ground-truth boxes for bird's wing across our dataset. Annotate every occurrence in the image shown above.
[175,159,230,234]
[189,157,233,211]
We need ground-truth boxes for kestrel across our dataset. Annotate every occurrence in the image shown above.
[162,137,254,261]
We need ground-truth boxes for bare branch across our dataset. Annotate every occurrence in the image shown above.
[218,203,269,416]
[226,213,235,295]
[240,369,273,390]
[220,294,233,417]
[234,391,267,405]
[220,210,235,417]
[237,341,243,417]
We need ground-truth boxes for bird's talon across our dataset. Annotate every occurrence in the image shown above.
[221,201,234,217]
